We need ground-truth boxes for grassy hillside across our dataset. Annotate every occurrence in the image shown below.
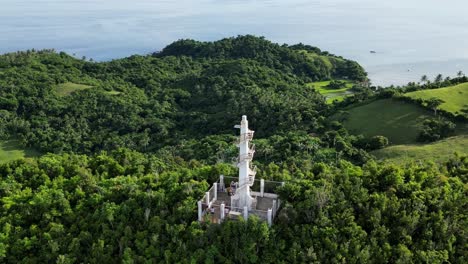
[307,80,354,104]
[405,82,468,115]
[372,135,468,164]
[55,82,93,96]
[0,140,40,163]
[341,99,433,144]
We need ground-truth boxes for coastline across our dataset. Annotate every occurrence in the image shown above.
[366,58,468,87]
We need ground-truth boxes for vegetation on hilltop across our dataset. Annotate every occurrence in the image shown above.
[0,36,369,163]
[157,35,367,82]
[0,37,467,263]
[0,149,466,263]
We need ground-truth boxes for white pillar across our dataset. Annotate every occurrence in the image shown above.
[197,200,203,222]
[272,200,277,217]
[205,191,210,208]
[260,179,265,197]
[220,203,225,221]
[281,181,285,187]
[267,209,272,226]
[213,183,218,201]
[220,175,224,191]
[243,206,248,220]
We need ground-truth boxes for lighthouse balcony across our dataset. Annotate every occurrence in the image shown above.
[197,175,284,225]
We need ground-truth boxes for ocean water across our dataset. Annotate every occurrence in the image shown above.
[1,0,467,86]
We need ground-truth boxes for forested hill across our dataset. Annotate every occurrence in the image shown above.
[1,37,467,263]
[157,35,367,82]
[0,36,366,158]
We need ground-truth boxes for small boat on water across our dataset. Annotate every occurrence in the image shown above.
[370,50,376,54]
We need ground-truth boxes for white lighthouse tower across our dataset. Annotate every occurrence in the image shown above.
[197,115,282,225]
[231,115,256,210]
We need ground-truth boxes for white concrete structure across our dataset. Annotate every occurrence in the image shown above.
[220,203,225,220]
[197,115,283,225]
[197,200,203,222]
[205,191,210,207]
[213,183,218,200]
[231,115,256,210]
[267,209,272,226]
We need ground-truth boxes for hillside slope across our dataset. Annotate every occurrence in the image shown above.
[372,135,468,164]
[405,82,468,115]
[339,99,433,144]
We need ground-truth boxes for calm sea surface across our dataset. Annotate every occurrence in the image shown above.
[1,0,468,86]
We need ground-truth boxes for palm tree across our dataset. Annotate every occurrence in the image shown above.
[420,75,428,84]
[457,70,464,77]
[435,74,443,87]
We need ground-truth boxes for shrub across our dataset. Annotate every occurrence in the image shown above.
[367,135,389,150]
[355,135,389,150]
[327,80,347,89]
[418,118,456,142]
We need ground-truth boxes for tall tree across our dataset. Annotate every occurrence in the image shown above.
[426,97,444,116]
[420,75,428,84]
[434,74,443,87]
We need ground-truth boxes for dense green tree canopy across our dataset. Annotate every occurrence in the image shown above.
[0,150,466,263]
[1,36,466,263]
[0,36,367,156]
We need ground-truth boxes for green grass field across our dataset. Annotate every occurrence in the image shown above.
[372,135,468,164]
[405,82,468,115]
[55,82,122,97]
[105,91,122,95]
[0,140,40,163]
[307,80,354,104]
[55,82,93,97]
[343,97,468,163]
[340,99,433,144]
